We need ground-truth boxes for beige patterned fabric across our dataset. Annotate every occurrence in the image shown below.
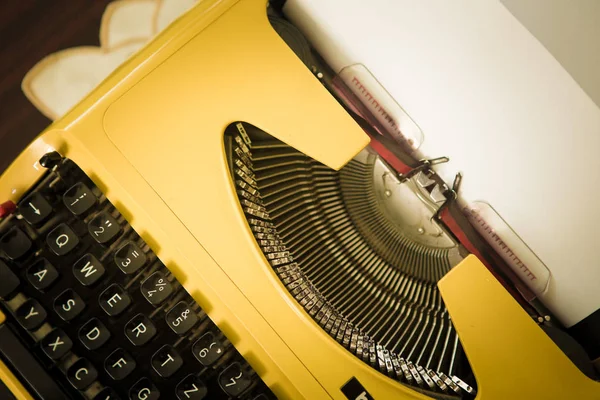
[22,0,198,120]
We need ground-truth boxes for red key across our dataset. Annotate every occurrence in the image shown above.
[0,201,16,219]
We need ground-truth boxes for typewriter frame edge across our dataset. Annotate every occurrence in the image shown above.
[1,0,599,399]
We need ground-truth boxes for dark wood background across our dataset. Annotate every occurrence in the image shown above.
[0,0,111,174]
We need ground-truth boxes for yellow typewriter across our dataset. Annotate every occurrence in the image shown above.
[1,0,599,399]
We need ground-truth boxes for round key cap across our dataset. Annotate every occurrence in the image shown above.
[129,378,159,400]
[41,329,72,360]
[54,289,86,321]
[26,258,59,291]
[151,345,182,378]
[99,284,131,317]
[0,260,20,300]
[141,272,173,305]
[105,348,136,381]
[176,374,207,400]
[46,224,79,256]
[114,242,146,275]
[1,227,32,260]
[125,314,156,347]
[165,302,198,335]
[192,332,225,367]
[73,254,105,287]
[63,183,96,216]
[67,358,97,390]
[93,388,120,400]
[19,193,52,225]
[79,318,111,350]
[16,299,46,330]
[218,362,252,397]
[88,213,120,244]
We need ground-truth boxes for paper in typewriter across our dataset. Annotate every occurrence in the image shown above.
[284,0,600,329]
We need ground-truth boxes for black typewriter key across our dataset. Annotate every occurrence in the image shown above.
[93,387,120,400]
[41,328,72,360]
[218,362,252,397]
[99,284,131,317]
[16,299,47,330]
[0,227,32,260]
[129,378,159,400]
[192,332,224,367]
[38,151,62,169]
[89,213,121,244]
[18,192,52,225]
[151,345,183,378]
[114,242,147,275]
[253,395,268,400]
[46,223,79,256]
[67,358,97,390]
[176,374,207,400]
[26,258,59,290]
[125,314,156,346]
[141,271,173,305]
[73,254,105,286]
[105,348,136,381]
[0,260,20,299]
[166,302,198,335]
[54,289,86,321]
[63,183,96,216]
[79,318,111,350]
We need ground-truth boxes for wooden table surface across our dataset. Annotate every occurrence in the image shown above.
[0,0,111,174]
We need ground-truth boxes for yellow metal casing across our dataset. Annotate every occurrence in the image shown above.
[0,357,34,400]
[438,256,600,399]
[0,0,598,398]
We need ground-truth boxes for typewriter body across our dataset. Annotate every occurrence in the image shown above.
[0,0,599,399]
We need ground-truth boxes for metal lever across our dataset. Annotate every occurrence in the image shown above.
[434,172,463,220]
[398,156,449,183]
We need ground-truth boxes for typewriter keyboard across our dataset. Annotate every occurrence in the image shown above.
[0,153,274,400]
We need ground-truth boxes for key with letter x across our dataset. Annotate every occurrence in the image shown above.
[41,329,73,360]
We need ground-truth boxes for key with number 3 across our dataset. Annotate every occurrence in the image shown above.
[115,241,147,274]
